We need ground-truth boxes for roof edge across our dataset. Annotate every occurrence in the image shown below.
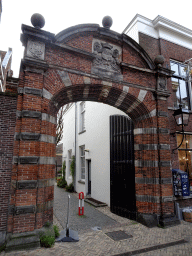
[55,24,100,42]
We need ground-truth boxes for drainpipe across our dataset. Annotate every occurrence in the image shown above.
[74,102,77,191]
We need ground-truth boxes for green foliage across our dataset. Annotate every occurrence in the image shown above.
[66,182,74,192]
[0,243,6,253]
[57,177,67,188]
[53,225,60,238]
[70,156,75,183]
[157,224,165,229]
[40,235,55,248]
[39,225,56,248]
[44,221,51,228]
[62,161,66,179]
[77,214,87,218]
[57,161,67,188]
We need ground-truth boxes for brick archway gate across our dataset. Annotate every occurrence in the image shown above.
[7,22,177,247]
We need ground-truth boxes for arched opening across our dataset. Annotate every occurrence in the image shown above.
[56,101,136,219]
[49,81,156,223]
[7,21,176,249]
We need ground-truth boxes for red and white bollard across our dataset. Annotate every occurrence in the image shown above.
[79,192,84,216]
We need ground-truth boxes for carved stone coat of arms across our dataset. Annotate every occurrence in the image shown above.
[92,39,122,81]
[26,40,45,60]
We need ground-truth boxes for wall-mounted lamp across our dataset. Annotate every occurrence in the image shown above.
[172,104,191,152]
[84,149,90,152]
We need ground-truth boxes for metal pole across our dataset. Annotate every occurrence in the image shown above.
[66,195,70,237]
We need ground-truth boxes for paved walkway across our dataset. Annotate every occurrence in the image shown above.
[2,185,192,255]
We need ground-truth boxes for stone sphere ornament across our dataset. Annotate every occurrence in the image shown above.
[31,13,45,29]
[154,55,165,67]
[102,16,113,29]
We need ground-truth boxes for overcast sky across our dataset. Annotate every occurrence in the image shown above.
[1,0,192,77]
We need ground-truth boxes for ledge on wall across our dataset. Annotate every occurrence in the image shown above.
[78,180,85,184]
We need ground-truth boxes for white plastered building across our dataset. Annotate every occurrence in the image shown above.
[61,101,127,206]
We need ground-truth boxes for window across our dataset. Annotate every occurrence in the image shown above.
[170,60,191,110]
[80,102,85,132]
[80,145,85,180]
[177,134,192,194]
[68,149,72,177]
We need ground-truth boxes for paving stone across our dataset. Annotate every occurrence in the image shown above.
[2,185,192,255]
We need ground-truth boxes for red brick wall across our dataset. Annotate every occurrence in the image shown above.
[0,92,17,237]
[139,32,192,135]
[8,24,179,234]
[139,32,192,211]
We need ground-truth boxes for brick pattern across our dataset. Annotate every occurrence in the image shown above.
[0,93,17,234]
[8,25,182,235]
[139,32,192,188]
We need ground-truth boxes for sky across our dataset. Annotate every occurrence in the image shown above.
[1,0,192,77]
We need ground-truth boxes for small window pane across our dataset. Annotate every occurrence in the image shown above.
[178,134,192,194]
[81,146,85,156]
[80,102,85,132]
[170,60,190,110]
[180,80,189,109]
[180,65,187,78]
[81,157,85,167]
[80,145,85,180]
[68,150,72,176]
[81,169,85,179]
[171,77,178,82]
[170,62,179,76]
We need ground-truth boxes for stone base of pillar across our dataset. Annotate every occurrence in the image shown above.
[5,230,40,252]
[0,231,6,247]
[159,214,180,227]
[5,224,56,252]
[136,213,158,227]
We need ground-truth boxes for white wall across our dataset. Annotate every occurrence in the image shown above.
[62,104,75,185]
[124,14,192,50]
[61,101,127,206]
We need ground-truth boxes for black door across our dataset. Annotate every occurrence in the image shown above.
[110,115,136,220]
[88,160,91,195]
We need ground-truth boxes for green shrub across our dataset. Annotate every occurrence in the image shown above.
[0,244,6,253]
[62,161,66,179]
[57,177,67,188]
[53,225,60,238]
[44,221,51,228]
[40,235,55,248]
[57,161,67,188]
[70,156,75,183]
[39,225,56,248]
[66,183,74,192]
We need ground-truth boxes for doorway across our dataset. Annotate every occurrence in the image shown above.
[87,160,91,195]
[110,115,136,220]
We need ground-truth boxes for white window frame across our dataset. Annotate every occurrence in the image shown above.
[80,101,86,132]
[68,149,72,178]
[170,60,192,110]
[80,145,85,180]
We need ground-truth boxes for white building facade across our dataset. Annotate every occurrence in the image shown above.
[61,101,127,206]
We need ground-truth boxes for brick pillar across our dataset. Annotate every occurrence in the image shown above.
[154,72,179,227]
[134,117,161,227]
[133,73,179,227]
[6,25,56,250]
[0,93,17,247]
[10,70,56,232]
[155,92,178,227]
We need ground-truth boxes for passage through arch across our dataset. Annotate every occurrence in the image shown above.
[8,19,175,243]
